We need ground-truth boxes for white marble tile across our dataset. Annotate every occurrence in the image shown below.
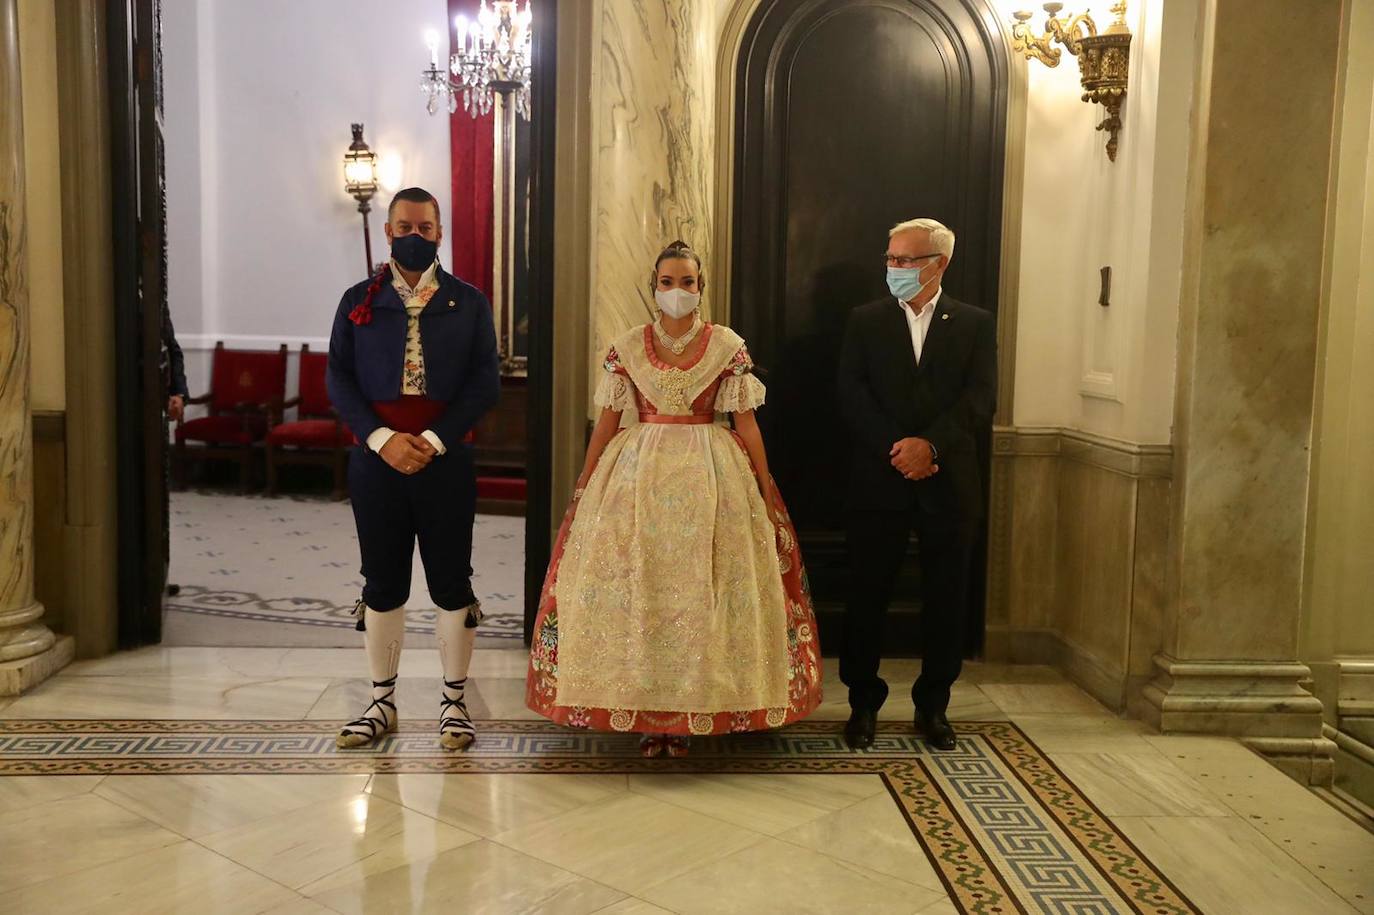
[60,646,293,678]
[626,773,883,834]
[96,773,371,838]
[258,897,338,915]
[494,793,760,895]
[1148,735,1374,911]
[0,840,303,914]
[0,774,105,813]
[1013,713,1159,753]
[2,674,332,720]
[1048,752,1232,817]
[1114,816,1359,914]
[305,677,457,723]
[959,662,1067,685]
[779,792,946,893]
[466,676,544,720]
[198,794,479,893]
[592,900,677,915]
[307,839,626,915]
[980,682,1115,717]
[640,836,947,914]
[60,646,527,681]
[370,773,628,837]
[0,794,182,891]
[306,675,540,723]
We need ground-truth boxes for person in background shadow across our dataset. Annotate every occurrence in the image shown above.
[836,217,997,751]
[161,302,188,596]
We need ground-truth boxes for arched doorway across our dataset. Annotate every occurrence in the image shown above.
[730,0,1009,652]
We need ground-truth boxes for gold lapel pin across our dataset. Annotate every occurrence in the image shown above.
[941,313,950,320]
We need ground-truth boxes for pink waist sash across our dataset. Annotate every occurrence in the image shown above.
[638,413,714,425]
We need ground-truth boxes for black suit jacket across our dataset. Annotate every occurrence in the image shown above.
[837,293,997,521]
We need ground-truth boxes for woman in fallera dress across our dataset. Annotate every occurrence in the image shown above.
[526,241,823,757]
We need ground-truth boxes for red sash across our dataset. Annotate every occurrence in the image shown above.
[372,397,447,435]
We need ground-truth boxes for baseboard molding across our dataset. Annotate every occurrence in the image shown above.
[1143,654,1332,784]
[1327,723,1374,816]
[992,425,1171,477]
[32,410,65,443]
[984,625,1128,712]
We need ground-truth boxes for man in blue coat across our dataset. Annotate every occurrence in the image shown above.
[327,186,500,751]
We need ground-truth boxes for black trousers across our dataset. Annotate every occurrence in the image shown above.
[348,445,478,613]
[841,507,975,716]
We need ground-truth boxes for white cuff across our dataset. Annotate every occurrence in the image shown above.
[421,429,447,455]
[366,427,397,453]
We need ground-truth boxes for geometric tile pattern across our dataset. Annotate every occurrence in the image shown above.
[167,492,525,645]
[0,719,1200,914]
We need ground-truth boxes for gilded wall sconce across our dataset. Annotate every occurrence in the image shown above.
[1011,2,1132,162]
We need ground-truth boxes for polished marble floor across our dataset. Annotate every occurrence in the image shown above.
[1,649,1371,914]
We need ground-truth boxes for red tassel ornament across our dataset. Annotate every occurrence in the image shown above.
[348,264,392,326]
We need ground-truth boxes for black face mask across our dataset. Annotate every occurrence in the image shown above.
[391,233,438,272]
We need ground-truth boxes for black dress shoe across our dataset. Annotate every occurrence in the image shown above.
[915,710,957,751]
[844,709,877,750]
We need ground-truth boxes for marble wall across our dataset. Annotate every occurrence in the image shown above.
[988,428,1171,711]
[588,0,718,398]
[1304,0,1374,674]
[0,0,36,627]
[1138,0,1345,783]
[17,0,64,413]
[1,0,69,693]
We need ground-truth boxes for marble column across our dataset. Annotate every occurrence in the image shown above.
[1140,0,1344,783]
[0,0,73,694]
[590,0,718,383]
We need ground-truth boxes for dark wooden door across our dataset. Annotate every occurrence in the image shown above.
[731,0,1006,652]
[110,0,169,647]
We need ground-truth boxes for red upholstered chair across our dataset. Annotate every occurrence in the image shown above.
[265,344,356,500]
[175,342,287,491]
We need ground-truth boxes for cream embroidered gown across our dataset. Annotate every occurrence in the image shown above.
[526,323,823,735]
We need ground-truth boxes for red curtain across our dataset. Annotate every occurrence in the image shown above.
[447,0,495,298]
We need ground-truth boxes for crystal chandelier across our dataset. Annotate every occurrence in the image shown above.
[421,0,533,120]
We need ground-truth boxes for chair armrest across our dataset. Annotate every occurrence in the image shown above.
[268,397,301,426]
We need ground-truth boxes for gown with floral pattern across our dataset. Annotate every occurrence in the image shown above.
[525,323,823,735]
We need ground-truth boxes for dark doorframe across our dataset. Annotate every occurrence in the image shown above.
[730,0,1007,656]
[108,0,558,648]
[108,0,167,649]
[523,0,558,643]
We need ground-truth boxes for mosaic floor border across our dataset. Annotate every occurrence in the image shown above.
[164,586,523,643]
[0,719,1199,914]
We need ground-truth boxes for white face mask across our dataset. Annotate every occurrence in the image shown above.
[655,287,700,319]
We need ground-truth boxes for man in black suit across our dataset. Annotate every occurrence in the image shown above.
[837,218,997,751]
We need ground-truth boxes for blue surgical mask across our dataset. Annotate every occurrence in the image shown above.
[391,233,438,272]
[887,265,933,304]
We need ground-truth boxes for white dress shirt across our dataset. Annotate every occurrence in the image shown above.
[899,288,943,463]
[899,287,942,365]
[365,258,448,457]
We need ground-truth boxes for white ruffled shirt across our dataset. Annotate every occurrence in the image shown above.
[365,258,448,456]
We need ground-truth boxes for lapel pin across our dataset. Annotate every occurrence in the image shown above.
[448,299,455,308]
[941,313,950,320]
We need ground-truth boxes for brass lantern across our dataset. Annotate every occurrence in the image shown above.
[342,123,380,275]
[1011,2,1133,162]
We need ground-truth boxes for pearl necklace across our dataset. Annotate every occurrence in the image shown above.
[654,314,704,356]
